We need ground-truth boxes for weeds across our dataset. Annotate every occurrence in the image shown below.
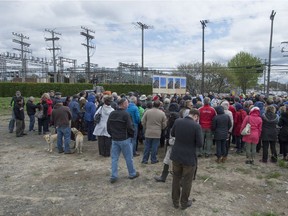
[251,211,278,216]
[266,172,281,179]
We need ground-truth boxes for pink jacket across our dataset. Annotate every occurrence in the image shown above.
[241,107,262,144]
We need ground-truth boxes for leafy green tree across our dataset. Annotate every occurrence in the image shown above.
[204,62,232,93]
[228,52,263,94]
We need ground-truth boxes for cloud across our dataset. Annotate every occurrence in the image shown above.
[1,0,288,82]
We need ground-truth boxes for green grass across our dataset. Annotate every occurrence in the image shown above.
[251,211,278,216]
[235,167,252,175]
[266,172,281,179]
[277,160,288,168]
[0,97,12,115]
[0,97,41,116]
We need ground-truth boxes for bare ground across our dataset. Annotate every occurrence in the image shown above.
[0,115,288,216]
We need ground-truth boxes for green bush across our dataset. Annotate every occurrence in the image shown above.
[0,83,152,97]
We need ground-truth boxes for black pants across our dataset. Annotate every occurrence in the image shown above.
[279,139,288,159]
[172,161,196,207]
[98,136,112,157]
[262,140,277,162]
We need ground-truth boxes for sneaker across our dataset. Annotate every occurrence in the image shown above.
[141,161,148,164]
[129,171,140,179]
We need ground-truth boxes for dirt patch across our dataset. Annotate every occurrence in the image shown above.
[1,115,288,216]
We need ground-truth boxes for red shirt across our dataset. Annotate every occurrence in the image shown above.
[199,105,216,129]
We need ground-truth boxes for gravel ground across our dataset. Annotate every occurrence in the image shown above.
[1,114,288,216]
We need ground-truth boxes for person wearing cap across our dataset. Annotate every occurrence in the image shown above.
[26,96,38,132]
[51,100,73,154]
[107,97,139,183]
[139,94,147,109]
[9,90,25,133]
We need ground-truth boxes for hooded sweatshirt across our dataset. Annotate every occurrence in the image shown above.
[212,106,231,140]
[84,94,96,121]
[261,111,278,141]
[241,107,262,144]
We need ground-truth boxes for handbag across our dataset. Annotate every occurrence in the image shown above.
[241,116,251,136]
[35,105,43,119]
[94,107,102,125]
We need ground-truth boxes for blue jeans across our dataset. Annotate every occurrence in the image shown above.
[85,120,96,141]
[142,138,160,163]
[131,124,138,155]
[111,138,136,180]
[57,126,71,153]
[216,139,226,158]
[28,114,35,131]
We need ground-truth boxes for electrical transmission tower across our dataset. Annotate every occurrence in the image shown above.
[134,22,153,78]
[45,29,61,83]
[12,32,31,82]
[80,26,95,83]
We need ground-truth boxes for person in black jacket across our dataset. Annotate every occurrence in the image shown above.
[107,97,139,183]
[212,106,232,163]
[26,96,38,132]
[14,98,26,137]
[9,90,25,133]
[278,105,288,161]
[260,105,278,163]
[170,108,203,210]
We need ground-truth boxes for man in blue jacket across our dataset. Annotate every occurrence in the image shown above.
[126,96,141,156]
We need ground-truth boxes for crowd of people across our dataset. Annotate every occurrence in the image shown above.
[8,89,288,210]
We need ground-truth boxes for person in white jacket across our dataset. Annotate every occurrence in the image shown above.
[93,95,114,157]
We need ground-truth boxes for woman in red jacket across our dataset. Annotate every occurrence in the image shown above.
[241,107,263,164]
[234,103,247,153]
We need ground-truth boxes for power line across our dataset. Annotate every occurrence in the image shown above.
[80,26,95,83]
[45,29,61,83]
[12,32,31,82]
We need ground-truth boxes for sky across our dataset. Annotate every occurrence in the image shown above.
[0,0,288,83]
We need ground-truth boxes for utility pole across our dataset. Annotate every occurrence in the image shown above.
[200,20,208,95]
[80,26,95,83]
[12,32,31,82]
[263,59,267,95]
[266,10,276,98]
[134,22,152,79]
[45,29,61,83]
